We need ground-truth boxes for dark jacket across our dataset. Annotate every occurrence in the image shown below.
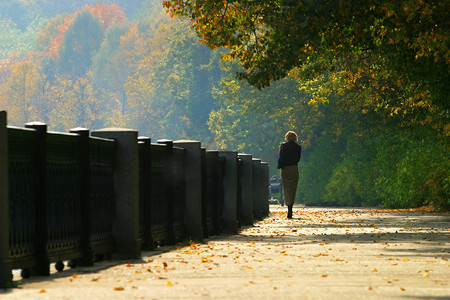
[277,141,301,169]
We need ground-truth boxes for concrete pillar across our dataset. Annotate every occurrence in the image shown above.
[219,151,239,234]
[200,148,207,237]
[238,153,253,226]
[25,122,49,276]
[70,128,94,266]
[261,162,270,217]
[92,128,141,258]
[205,150,224,235]
[157,139,176,244]
[137,136,153,248]
[252,159,262,220]
[173,140,203,241]
[0,111,11,288]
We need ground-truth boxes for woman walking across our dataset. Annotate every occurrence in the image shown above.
[277,131,302,219]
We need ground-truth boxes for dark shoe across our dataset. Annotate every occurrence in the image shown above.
[287,205,293,219]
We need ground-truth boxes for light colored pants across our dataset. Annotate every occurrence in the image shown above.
[281,165,299,206]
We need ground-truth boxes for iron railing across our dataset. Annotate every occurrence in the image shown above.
[0,111,269,288]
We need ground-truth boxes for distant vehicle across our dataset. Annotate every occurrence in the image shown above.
[268,175,284,206]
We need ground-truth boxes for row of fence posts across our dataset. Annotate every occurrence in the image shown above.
[0,111,270,288]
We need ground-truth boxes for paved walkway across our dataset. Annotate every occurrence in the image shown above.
[1,206,449,299]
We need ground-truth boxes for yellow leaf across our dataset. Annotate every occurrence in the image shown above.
[166,281,173,286]
[423,273,429,277]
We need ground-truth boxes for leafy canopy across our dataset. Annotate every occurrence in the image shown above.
[164,1,448,115]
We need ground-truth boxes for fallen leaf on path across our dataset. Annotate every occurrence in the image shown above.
[39,289,46,293]
[114,286,124,291]
[312,253,328,257]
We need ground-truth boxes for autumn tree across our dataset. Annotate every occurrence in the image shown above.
[163,0,449,129]
[58,11,103,79]
[92,22,133,115]
[82,3,126,29]
[163,0,448,86]
[124,9,223,141]
[48,76,105,131]
[1,61,42,125]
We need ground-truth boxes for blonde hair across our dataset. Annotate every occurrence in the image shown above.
[285,131,298,142]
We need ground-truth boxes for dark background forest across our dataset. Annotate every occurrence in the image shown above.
[0,0,448,210]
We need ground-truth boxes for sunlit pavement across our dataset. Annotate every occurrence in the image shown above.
[2,205,449,299]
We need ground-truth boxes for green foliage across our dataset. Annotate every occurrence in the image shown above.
[323,135,380,207]
[298,135,345,206]
[164,0,449,93]
[374,129,449,210]
[59,11,104,79]
[0,15,46,59]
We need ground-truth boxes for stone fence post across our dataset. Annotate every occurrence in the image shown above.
[261,162,270,217]
[92,128,141,259]
[252,159,262,220]
[173,140,203,241]
[219,151,239,234]
[138,136,153,248]
[0,111,10,288]
[238,153,253,226]
[25,121,49,276]
[70,128,94,266]
[157,139,176,244]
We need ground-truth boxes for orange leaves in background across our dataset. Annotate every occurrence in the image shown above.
[48,15,74,59]
[43,4,126,59]
[82,3,126,29]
